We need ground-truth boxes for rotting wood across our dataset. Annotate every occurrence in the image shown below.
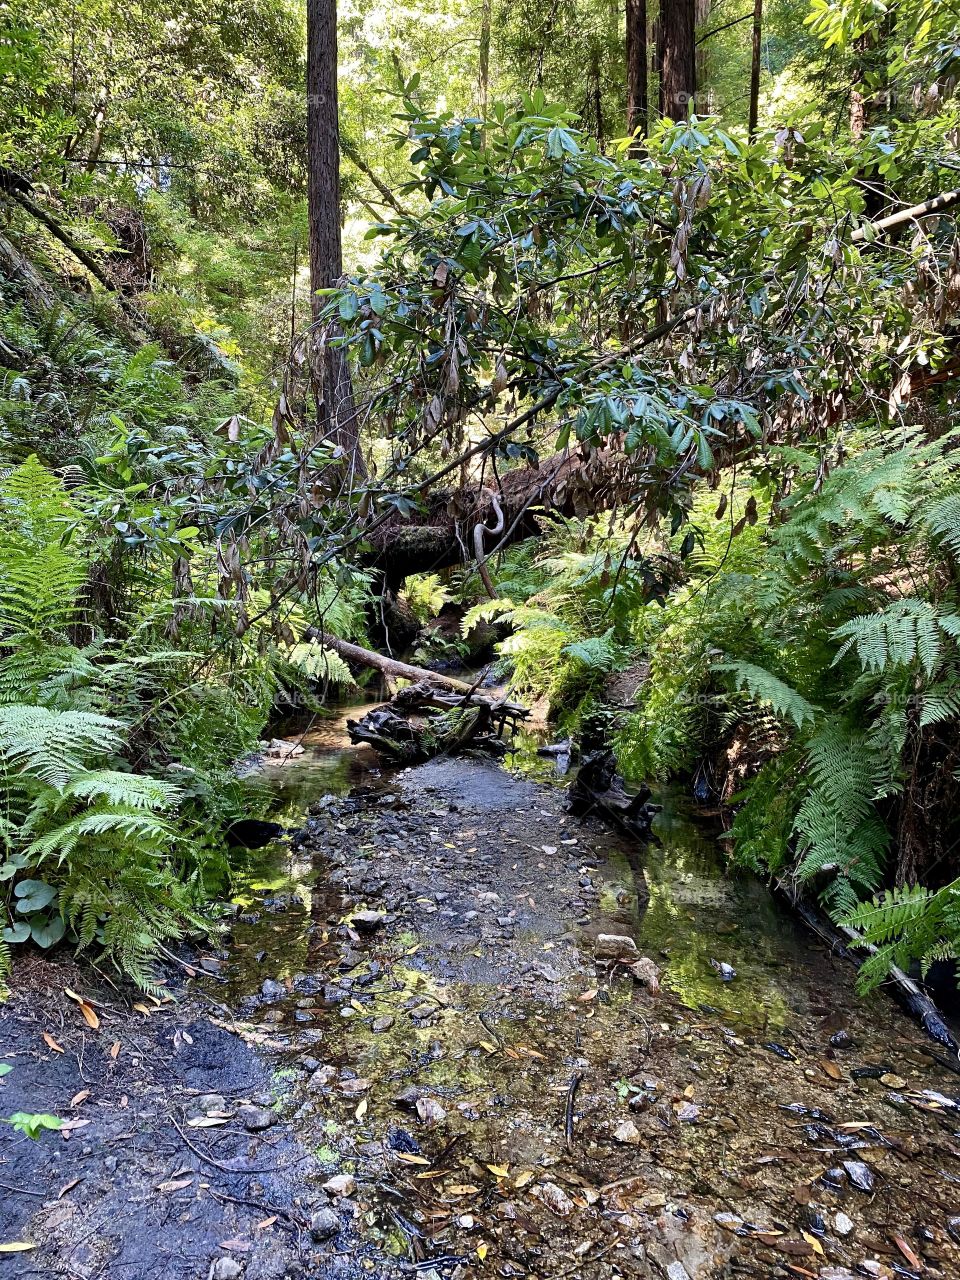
[346,679,528,764]
[568,749,656,839]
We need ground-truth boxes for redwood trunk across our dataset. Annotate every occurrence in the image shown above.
[659,0,696,121]
[626,0,648,151]
[306,0,366,477]
[747,0,763,140]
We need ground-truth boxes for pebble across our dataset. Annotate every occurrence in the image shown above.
[350,910,385,932]
[323,1173,356,1197]
[238,1105,276,1132]
[834,1211,854,1236]
[260,978,285,1001]
[371,1015,394,1032]
[209,1261,244,1280]
[309,1207,340,1241]
[416,1097,447,1127]
[613,1119,642,1145]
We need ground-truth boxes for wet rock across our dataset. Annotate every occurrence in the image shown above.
[350,910,386,933]
[842,1160,875,1192]
[238,1105,276,1132]
[392,1084,423,1111]
[323,1173,356,1197]
[371,1015,394,1032]
[613,1119,642,1145]
[595,934,640,961]
[946,1216,960,1245]
[409,1003,436,1020]
[261,1009,285,1024]
[834,1211,854,1236]
[308,1065,338,1091]
[829,1029,855,1049]
[309,1208,340,1241]
[387,1127,421,1154]
[338,1077,370,1096]
[416,1097,447,1127]
[261,979,285,1001]
[209,1261,244,1280]
[627,957,661,993]
[300,1055,321,1071]
[709,958,737,982]
[536,1182,574,1216]
[666,1266,691,1280]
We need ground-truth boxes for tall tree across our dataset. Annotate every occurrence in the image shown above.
[747,0,763,141]
[306,0,365,475]
[625,0,648,151]
[658,0,696,121]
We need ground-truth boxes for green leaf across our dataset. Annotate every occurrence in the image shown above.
[2,922,31,944]
[13,880,57,913]
[30,915,66,949]
[338,292,359,322]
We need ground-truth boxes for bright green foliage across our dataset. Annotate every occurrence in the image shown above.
[845,883,960,990]
[3,1111,64,1139]
[617,428,960,943]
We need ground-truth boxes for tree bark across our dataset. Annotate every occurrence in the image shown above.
[658,0,696,121]
[306,0,366,478]
[625,0,648,151]
[478,0,492,119]
[319,633,475,693]
[747,0,763,141]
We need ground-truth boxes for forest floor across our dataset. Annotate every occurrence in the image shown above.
[3,754,960,1280]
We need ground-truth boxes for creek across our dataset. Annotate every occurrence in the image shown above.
[203,704,960,1279]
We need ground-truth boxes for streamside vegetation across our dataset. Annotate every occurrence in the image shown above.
[1,0,960,997]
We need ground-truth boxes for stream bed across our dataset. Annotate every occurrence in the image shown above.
[209,715,960,1279]
[4,710,960,1280]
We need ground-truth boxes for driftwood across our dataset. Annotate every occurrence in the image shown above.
[568,749,655,838]
[346,680,528,764]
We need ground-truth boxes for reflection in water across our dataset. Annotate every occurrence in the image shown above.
[634,792,796,1026]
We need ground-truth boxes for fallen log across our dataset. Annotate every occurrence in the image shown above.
[319,633,474,693]
[568,749,656,839]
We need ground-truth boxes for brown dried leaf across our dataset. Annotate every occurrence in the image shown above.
[43,1032,64,1053]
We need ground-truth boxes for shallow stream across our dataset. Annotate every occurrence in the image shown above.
[209,707,960,1279]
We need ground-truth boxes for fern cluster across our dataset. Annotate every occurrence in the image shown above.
[614,429,960,983]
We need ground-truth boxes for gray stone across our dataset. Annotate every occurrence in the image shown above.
[209,1260,244,1280]
[238,1105,276,1132]
[595,933,640,961]
[350,910,386,932]
[261,978,285,1000]
[309,1207,340,1241]
[322,1173,356,1197]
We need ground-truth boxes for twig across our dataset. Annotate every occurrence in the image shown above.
[168,1116,293,1176]
[0,1180,44,1197]
[565,1071,583,1153]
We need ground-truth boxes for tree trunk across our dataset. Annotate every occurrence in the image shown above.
[658,0,696,121]
[747,0,763,141]
[306,0,366,478]
[625,0,648,151]
[319,633,475,693]
[478,0,492,118]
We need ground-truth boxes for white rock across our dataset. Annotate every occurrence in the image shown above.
[323,1173,356,1197]
[834,1211,855,1237]
[613,1119,642,1145]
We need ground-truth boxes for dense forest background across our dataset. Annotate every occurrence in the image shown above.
[2,0,960,994]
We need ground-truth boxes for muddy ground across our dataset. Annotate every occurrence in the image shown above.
[3,755,960,1280]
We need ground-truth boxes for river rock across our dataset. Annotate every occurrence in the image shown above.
[338,1077,371,1096]
[350,910,386,932]
[595,933,640,961]
[323,1173,356,1197]
[613,1119,642,1145]
[843,1160,875,1192]
[627,956,661,993]
[238,1105,276,1132]
[209,1261,244,1280]
[372,1015,394,1032]
[308,1065,338,1091]
[416,1097,447,1127]
[309,1207,340,1241]
[260,978,285,1001]
[537,1182,574,1216]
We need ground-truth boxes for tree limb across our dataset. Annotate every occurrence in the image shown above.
[851,188,960,243]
